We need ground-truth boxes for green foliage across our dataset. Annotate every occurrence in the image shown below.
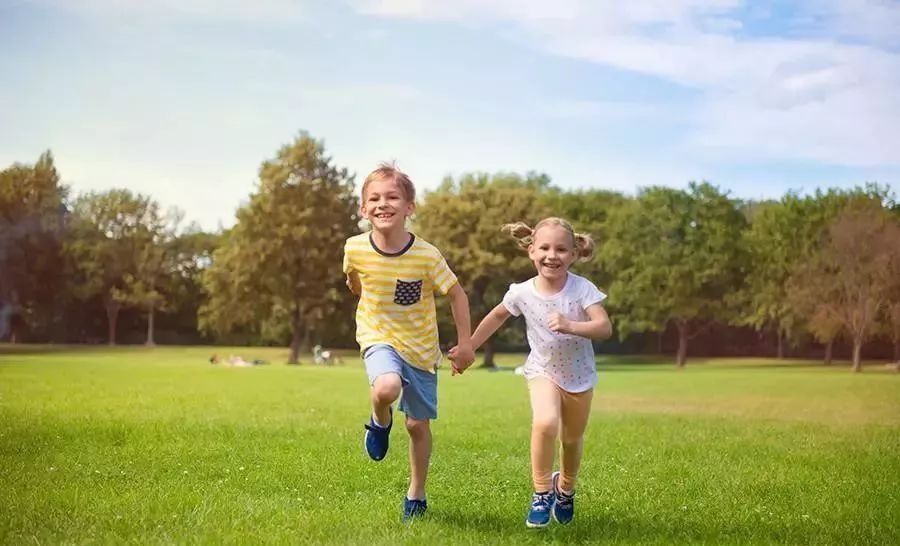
[66,189,166,344]
[601,183,747,355]
[199,132,359,362]
[0,151,68,338]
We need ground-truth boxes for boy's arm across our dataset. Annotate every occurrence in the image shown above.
[446,283,475,371]
[548,303,612,340]
[346,271,361,296]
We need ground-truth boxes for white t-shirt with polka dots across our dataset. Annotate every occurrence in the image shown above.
[502,272,607,393]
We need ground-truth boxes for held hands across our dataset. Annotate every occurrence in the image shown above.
[447,343,475,376]
[548,312,572,335]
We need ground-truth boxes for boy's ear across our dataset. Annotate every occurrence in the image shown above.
[406,201,416,217]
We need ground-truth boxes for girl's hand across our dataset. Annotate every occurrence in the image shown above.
[448,344,474,375]
[548,312,571,335]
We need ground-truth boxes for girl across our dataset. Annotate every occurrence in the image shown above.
[450,217,612,528]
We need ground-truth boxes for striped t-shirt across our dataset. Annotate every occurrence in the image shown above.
[342,232,458,372]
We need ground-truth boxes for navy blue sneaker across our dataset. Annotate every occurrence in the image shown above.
[551,471,575,524]
[525,490,555,528]
[363,407,392,461]
[402,497,427,522]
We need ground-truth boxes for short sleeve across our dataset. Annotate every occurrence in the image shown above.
[429,253,458,295]
[581,278,607,309]
[501,284,523,317]
[342,241,353,274]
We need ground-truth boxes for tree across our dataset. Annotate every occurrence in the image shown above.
[66,189,161,345]
[788,200,900,371]
[0,151,68,341]
[199,132,359,364]
[119,207,182,346]
[415,172,552,367]
[601,182,747,367]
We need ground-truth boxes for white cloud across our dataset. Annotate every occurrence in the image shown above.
[38,0,307,24]
[353,0,900,167]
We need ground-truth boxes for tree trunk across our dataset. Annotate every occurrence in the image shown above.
[657,330,664,354]
[145,303,156,347]
[894,339,899,363]
[480,339,497,369]
[824,339,833,366]
[105,299,120,346]
[288,306,303,365]
[851,337,863,372]
[675,321,688,369]
[776,329,784,359]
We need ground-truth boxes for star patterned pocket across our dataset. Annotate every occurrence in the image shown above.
[394,279,423,306]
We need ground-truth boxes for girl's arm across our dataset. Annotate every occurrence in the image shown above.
[548,303,612,340]
[449,302,511,375]
[471,303,512,351]
[446,283,474,369]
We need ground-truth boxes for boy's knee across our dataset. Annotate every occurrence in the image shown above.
[405,417,430,437]
[372,374,402,402]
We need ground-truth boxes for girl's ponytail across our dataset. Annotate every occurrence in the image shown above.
[502,222,535,249]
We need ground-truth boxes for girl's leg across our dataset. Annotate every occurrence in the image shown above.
[406,417,431,500]
[558,388,594,493]
[528,377,562,492]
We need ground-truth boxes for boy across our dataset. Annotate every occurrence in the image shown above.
[343,162,475,522]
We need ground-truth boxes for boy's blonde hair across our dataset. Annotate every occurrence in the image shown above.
[502,217,595,261]
[361,161,416,202]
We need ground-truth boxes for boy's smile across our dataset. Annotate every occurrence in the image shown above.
[361,178,414,232]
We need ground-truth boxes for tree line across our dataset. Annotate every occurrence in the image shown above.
[2,132,899,370]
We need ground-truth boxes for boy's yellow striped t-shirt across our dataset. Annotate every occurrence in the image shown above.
[343,232,458,372]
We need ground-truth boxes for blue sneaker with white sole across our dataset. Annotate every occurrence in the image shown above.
[525,490,555,528]
[551,471,575,524]
[402,497,427,522]
[363,407,392,461]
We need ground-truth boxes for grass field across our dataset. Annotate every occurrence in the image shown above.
[1,345,898,545]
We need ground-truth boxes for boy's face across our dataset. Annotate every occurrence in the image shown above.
[360,178,414,233]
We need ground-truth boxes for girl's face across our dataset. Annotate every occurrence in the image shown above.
[528,225,577,281]
[360,178,414,232]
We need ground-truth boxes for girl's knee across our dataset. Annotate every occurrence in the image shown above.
[532,416,559,438]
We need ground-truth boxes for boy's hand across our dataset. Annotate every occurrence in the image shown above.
[346,273,361,296]
[448,343,475,375]
[548,312,571,335]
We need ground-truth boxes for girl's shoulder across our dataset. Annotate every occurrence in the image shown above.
[566,272,607,301]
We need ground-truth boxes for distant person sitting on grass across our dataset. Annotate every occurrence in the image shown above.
[451,217,612,529]
[209,354,267,366]
[343,162,475,522]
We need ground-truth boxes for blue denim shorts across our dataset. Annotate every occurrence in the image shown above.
[364,344,437,420]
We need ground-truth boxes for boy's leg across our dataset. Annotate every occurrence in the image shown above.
[396,361,437,511]
[527,377,562,493]
[406,417,431,500]
[363,345,405,461]
[371,373,401,426]
[557,388,594,493]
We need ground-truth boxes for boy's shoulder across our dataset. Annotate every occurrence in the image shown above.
[409,234,444,257]
[345,232,370,246]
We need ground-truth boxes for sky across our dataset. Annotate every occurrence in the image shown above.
[1,0,899,230]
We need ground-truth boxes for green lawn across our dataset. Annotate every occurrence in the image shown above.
[1,346,898,545]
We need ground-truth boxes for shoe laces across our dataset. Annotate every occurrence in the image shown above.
[531,492,553,511]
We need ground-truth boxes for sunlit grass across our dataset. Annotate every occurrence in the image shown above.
[1,345,898,544]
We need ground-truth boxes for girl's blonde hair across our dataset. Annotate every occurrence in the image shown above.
[502,217,595,261]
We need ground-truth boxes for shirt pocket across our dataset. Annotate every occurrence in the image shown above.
[394,279,423,306]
